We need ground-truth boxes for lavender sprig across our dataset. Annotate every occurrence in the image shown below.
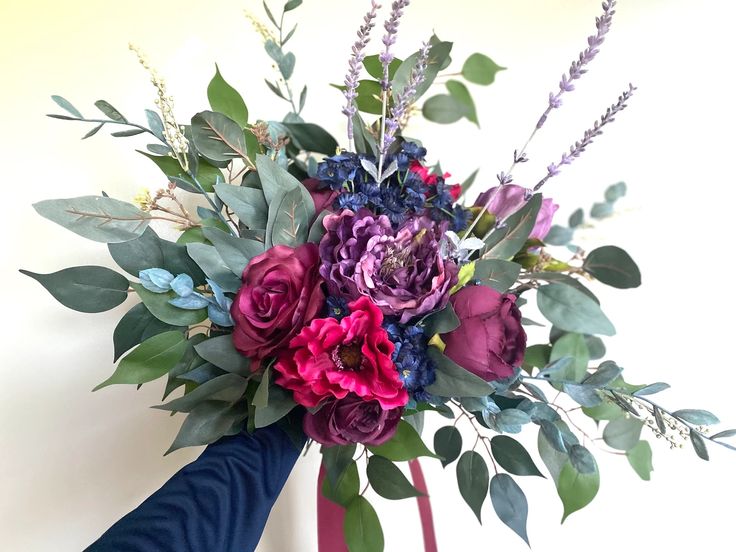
[534,83,636,191]
[378,0,410,90]
[343,1,381,147]
[381,40,430,158]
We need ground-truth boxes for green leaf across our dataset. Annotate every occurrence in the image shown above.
[322,461,359,507]
[590,201,614,219]
[434,426,462,468]
[544,225,574,246]
[344,496,384,552]
[214,184,268,229]
[256,153,303,203]
[367,455,422,500]
[604,181,627,202]
[446,79,479,126]
[422,303,460,335]
[461,53,506,85]
[633,382,670,396]
[490,474,529,545]
[254,384,296,427]
[20,266,129,313]
[456,450,489,523]
[557,459,599,522]
[194,335,250,375]
[473,259,521,293]
[95,331,187,390]
[155,373,248,412]
[583,246,641,289]
[252,366,270,408]
[526,272,599,304]
[426,347,493,398]
[568,208,584,228]
[202,227,264,276]
[139,151,222,193]
[322,443,357,488]
[111,128,145,138]
[113,302,181,361]
[582,400,625,422]
[491,436,544,477]
[549,333,589,382]
[537,284,615,336]
[690,430,709,460]
[191,111,249,162]
[672,409,720,426]
[422,94,466,124]
[583,361,623,388]
[626,440,653,480]
[332,80,383,114]
[51,95,82,118]
[131,282,207,326]
[603,416,644,451]
[393,39,453,102]
[82,123,104,139]
[185,243,242,293]
[537,421,569,479]
[368,421,437,461]
[266,186,314,248]
[207,65,248,128]
[167,401,242,453]
[33,196,150,243]
[363,54,402,80]
[484,194,542,260]
[282,122,339,155]
[94,99,127,122]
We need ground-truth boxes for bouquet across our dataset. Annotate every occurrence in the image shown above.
[21,0,733,550]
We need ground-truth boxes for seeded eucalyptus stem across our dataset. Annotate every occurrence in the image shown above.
[48,115,156,137]
[187,171,239,237]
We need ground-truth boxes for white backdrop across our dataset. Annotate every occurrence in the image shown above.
[2,0,735,550]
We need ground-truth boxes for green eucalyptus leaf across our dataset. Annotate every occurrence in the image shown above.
[422,94,466,124]
[155,373,248,412]
[322,443,357,489]
[490,474,529,545]
[473,259,521,293]
[266,185,314,248]
[185,243,242,293]
[484,194,542,260]
[603,416,644,451]
[282,122,339,155]
[393,39,453,102]
[537,284,615,336]
[94,99,127,122]
[367,456,422,500]
[367,421,437,461]
[526,272,599,304]
[344,496,384,552]
[191,110,249,162]
[590,201,614,219]
[113,302,181,361]
[604,181,627,202]
[568,208,584,228]
[422,303,460,335]
[33,196,150,243]
[557,459,599,522]
[632,382,670,396]
[426,347,493,398]
[139,151,222,193]
[207,64,248,128]
[130,283,207,326]
[434,426,462,468]
[213,184,268,229]
[456,450,489,523]
[690,429,709,460]
[95,331,187,390]
[51,95,82,118]
[202,227,264,276]
[544,225,574,246]
[111,128,145,138]
[461,53,506,85]
[166,401,242,453]
[626,440,653,480]
[21,266,129,313]
[194,334,250,375]
[672,409,720,426]
[549,333,589,382]
[583,246,641,289]
[490,435,544,477]
[446,79,479,126]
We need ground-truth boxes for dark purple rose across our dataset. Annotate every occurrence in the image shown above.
[441,285,526,381]
[231,243,325,366]
[320,210,458,323]
[474,184,558,240]
[302,178,338,217]
[303,393,403,446]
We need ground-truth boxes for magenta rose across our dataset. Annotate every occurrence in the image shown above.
[474,184,559,240]
[273,296,408,409]
[441,285,526,381]
[303,394,403,446]
[231,243,325,365]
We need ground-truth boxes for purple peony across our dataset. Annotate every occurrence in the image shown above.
[319,210,459,323]
[303,393,403,446]
[441,285,526,381]
[474,184,558,240]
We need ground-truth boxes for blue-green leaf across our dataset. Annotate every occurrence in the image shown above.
[456,450,489,523]
[537,284,615,336]
[490,474,529,545]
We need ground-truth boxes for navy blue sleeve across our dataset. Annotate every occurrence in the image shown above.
[86,423,305,552]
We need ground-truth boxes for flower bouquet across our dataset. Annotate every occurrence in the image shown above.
[22,0,734,550]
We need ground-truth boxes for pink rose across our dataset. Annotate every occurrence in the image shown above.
[273,297,408,409]
[442,285,526,381]
[231,243,324,365]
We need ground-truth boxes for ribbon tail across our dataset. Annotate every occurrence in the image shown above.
[317,464,349,552]
[409,458,438,552]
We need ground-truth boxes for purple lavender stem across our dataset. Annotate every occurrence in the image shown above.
[343,1,381,142]
[534,83,636,191]
[379,0,410,90]
[381,40,430,157]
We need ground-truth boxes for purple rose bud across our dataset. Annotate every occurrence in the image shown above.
[441,285,526,382]
[474,184,559,241]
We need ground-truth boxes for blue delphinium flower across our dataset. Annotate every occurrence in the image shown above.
[394,141,428,170]
[316,152,362,190]
[451,205,473,232]
[385,322,436,402]
[325,296,350,321]
[379,186,408,226]
[336,191,368,211]
[428,179,455,222]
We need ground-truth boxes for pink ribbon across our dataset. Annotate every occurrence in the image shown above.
[317,459,437,552]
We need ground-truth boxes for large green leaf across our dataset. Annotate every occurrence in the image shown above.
[445,79,479,126]
[21,265,129,313]
[344,496,383,552]
[426,347,493,398]
[473,259,521,293]
[155,373,248,412]
[549,333,589,383]
[583,246,641,289]
[490,436,544,477]
[322,461,360,507]
[185,243,243,293]
[457,450,489,523]
[322,443,357,489]
[266,186,314,248]
[253,384,296,427]
[202,227,264,276]
[537,284,615,336]
[490,474,529,545]
[626,440,653,480]
[33,196,150,243]
[422,94,466,124]
[557,459,600,522]
[130,283,207,326]
[207,64,248,128]
[282,122,339,155]
[191,111,249,162]
[602,416,643,451]
[392,39,453,103]
[366,455,422,500]
[256,153,308,205]
[113,302,181,361]
[213,184,268,229]
[95,331,187,390]
[194,334,250,375]
[139,151,222,193]
[461,53,506,85]
[434,426,462,468]
[483,194,542,260]
[167,401,243,453]
[367,421,437,461]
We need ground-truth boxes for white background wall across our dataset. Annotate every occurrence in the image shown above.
[2,0,735,550]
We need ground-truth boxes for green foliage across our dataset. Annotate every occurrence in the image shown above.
[94,100,127,122]
[254,383,296,427]
[131,283,207,326]
[94,331,187,390]
[155,373,248,412]
[363,54,402,80]
[456,450,489,522]
[51,95,83,118]
[194,334,251,375]
[33,196,150,243]
[473,259,521,293]
[490,474,529,545]
[366,455,422,500]
[322,443,356,488]
[140,151,222,193]
[202,227,264,276]
[166,401,245,454]
[185,243,242,293]
[434,426,462,467]
[483,194,542,260]
[207,65,248,128]
[421,303,460,336]
[344,496,383,552]
[20,265,129,313]
[626,440,653,480]
[393,38,453,103]
[282,123,339,155]
[113,302,181,361]
[214,184,268,228]
[537,284,615,336]
[549,332,590,383]
[672,409,720,426]
[266,185,314,248]
[603,416,643,451]
[422,94,466,124]
[583,246,641,289]
[191,110,249,162]
[322,461,359,507]
[557,458,600,522]
[426,347,493,398]
[461,53,506,85]
[690,430,709,460]
[490,436,544,477]
[368,421,437,461]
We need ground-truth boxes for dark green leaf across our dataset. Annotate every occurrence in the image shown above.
[167,401,242,453]
[282,122,339,155]
[156,373,247,413]
[457,450,489,522]
[145,109,165,141]
[583,361,623,388]
[422,303,460,335]
[194,335,250,375]
[490,474,529,545]
[82,123,104,139]
[712,429,736,439]
[434,426,462,467]
[626,440,653,480]
[567,444,596,474]
[539,420,567,453]
[214,185,267,228]
[322,443,357,489]
[94,100,126,122]
[284,0,303,12]
[113,302,180,361]
[690,429,709,461]
[344,496,383,552]
[368,421,437,461]
[185,243,242,293]
[139,151,222,193]
[484,194,542,260]
[491,435,544,477]
[111,128,145,137]
[95,331,187,389]
[525,272,599,304]
[207,64,248,128]
[130,283,207,326]
[322,460,359,507]
[202,227,264,276]
[51,95,82,118]
[266,185,314,248]
[474,259,522,293]
[461,53,506,85]
[426,347,493,398]
[191,110,248,162]
[367,455,422,500]
[308,210,329,243]
[583,246,641,289]
[254,384,296,427]
[20,266,128,313]
[603,416,643,450]
[568,208,584,228]
[672,409,720,426]
[537,284,615,336]
[522,344,551,373]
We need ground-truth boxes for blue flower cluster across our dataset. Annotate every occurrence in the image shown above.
[384,322,437,403]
